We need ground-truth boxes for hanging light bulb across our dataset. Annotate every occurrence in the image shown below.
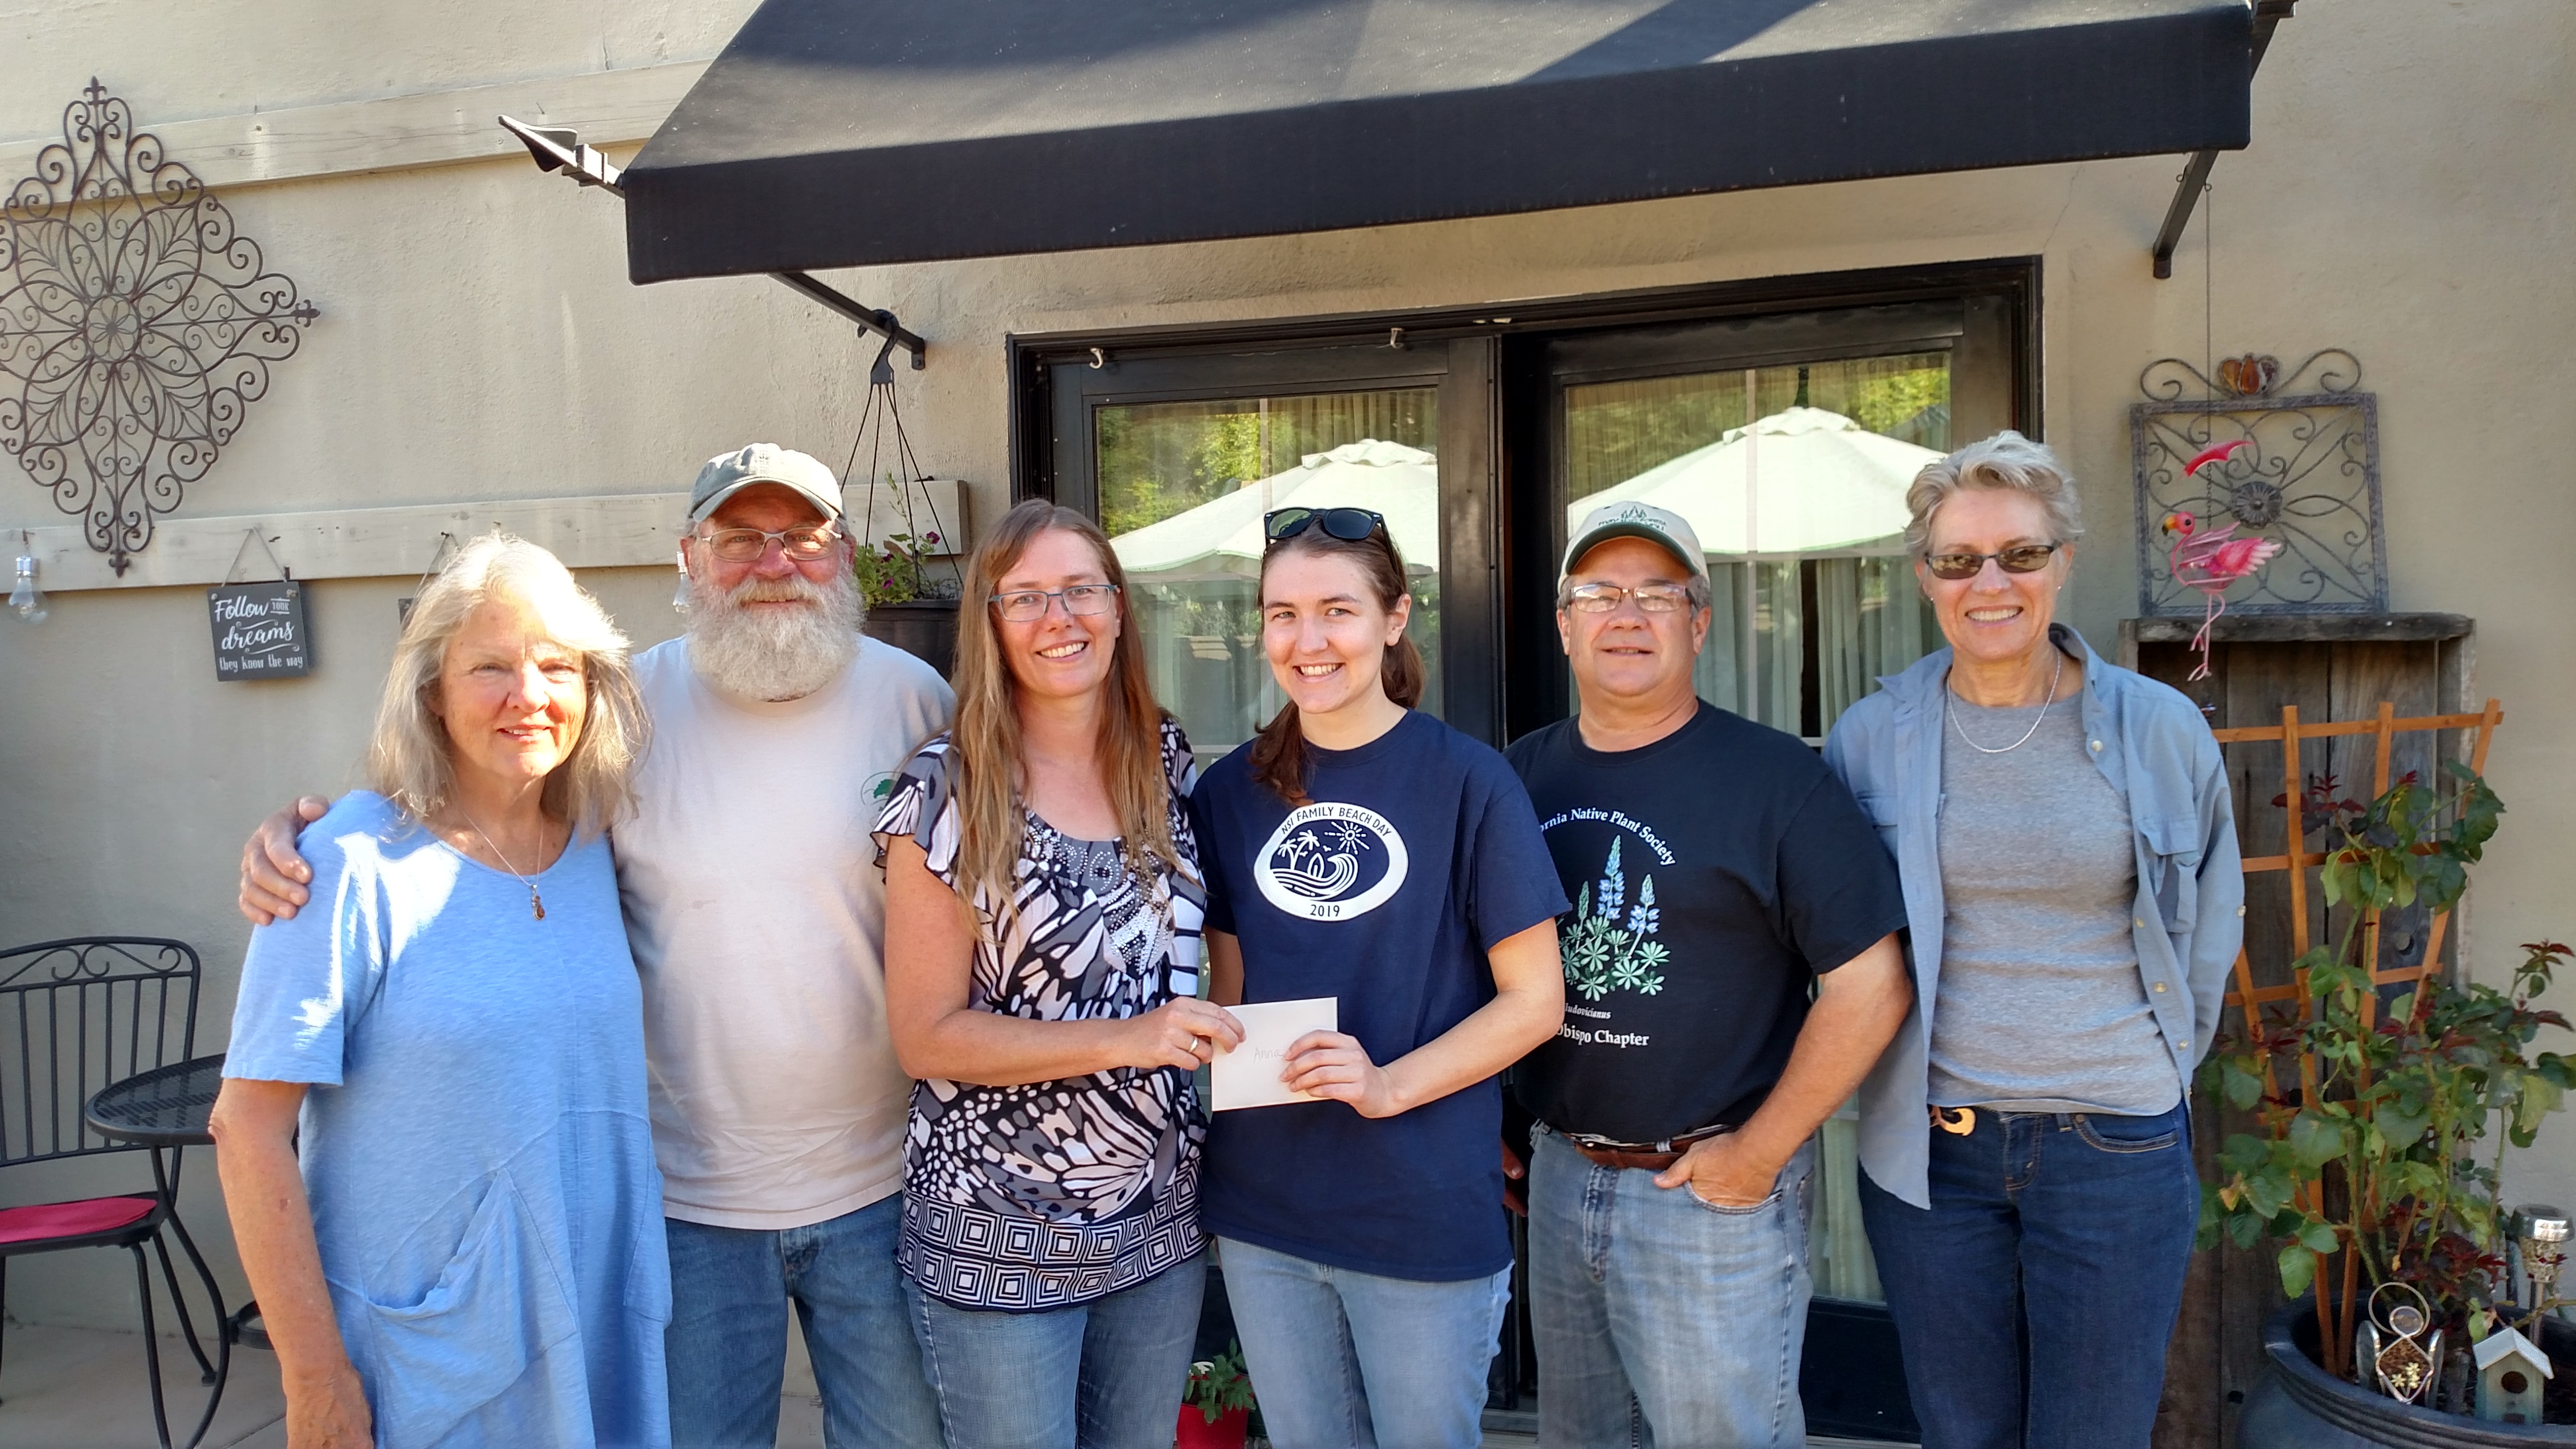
[10,536,45,624]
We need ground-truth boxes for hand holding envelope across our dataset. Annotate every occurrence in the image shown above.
[1211,997,1341,1110]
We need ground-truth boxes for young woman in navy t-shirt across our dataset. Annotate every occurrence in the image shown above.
[1192,507,1568,1449]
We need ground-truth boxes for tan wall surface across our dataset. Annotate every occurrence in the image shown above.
[2,0,2571,1329]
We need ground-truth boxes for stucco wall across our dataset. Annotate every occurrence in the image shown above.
[1,0,2569,1330]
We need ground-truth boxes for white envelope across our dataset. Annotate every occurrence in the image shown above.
[1211,997,1340,1111]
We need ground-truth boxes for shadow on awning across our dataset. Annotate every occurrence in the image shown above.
[620,0,2255,283]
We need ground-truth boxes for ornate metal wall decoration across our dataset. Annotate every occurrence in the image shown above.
[0,80,319,574]
[2130,348,2384,616]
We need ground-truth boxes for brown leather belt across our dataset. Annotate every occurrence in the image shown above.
[1571,1123,1736,1173]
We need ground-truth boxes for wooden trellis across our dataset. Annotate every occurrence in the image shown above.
[2218,698,2503,1041]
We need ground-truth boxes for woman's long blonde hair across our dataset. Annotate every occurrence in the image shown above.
[945,500,1186,915]
[367,533,648,836]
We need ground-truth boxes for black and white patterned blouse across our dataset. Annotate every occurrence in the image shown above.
[873,718,1208,1312]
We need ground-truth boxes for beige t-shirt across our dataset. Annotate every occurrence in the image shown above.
[617,635,954,1229]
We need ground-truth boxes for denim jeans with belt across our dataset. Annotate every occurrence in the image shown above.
[662,1195,945,1449]
[1529,1127,1817,1449]
[907,1251,1207,1449]
[1858,1102,2199,1449]
[1216,1235,1511,1449]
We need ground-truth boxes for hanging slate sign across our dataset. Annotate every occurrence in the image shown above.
[208,580,313,680]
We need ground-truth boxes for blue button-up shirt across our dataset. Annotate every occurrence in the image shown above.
[1821,624,2243,1208]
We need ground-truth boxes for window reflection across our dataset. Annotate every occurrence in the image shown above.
[1100,391,1441,766]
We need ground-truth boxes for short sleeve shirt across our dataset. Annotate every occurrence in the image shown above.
[871,719,1207,1311]
[1505,704,1908,1145]
[1191,711,1568,1282]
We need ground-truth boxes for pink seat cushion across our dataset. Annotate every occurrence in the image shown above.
[0,1194,158,1246]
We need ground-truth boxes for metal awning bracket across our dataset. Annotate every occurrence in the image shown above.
[2152,1,2296,279]
[496,115,926,368]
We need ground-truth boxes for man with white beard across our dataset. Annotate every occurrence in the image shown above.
[240,445,954,1449]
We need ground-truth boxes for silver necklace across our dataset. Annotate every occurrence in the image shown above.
[457,808,548,920]
[1946,647,2066,755]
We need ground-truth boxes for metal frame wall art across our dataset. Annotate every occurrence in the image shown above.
[0,80,319,574]
[2130,348,2384,616]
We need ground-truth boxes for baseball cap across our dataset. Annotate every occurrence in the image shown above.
[1560,501,1709,584]
[686,444,844,526]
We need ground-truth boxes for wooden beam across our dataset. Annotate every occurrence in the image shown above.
[11,479,966,593]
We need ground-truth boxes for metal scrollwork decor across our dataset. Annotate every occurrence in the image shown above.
[2130,348,2384,616]
[0,80,319,574]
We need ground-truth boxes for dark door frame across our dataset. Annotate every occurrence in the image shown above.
[1010,257,2039,751]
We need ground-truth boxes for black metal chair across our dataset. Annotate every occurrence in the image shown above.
[0,937,227,1449]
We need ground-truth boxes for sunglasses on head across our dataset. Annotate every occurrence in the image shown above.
[1264,507,1385,545]
[1923,542,2062,580]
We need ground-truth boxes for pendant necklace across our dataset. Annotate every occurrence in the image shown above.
[1947,646,2065,755]
[457,809,548,920]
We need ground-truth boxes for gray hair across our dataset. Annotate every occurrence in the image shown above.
[367,534,647,835]
[1902,430,2084,559]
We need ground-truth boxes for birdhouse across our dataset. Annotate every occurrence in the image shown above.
[2475,1325,2552,1424]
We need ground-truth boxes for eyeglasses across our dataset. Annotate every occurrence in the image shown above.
[1264,507,1385,544]
[1563,582,1696,614]
[989,584,1121,622]
[698,525,840,563]
[1923,542,2062,581]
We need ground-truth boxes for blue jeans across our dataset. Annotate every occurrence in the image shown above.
[1859,1103,2199,1449]
[1215,1236,1510,1449]
[1528,1128,1815,1449]
[664,1196,945,1449]
[907,1252,1206,1449]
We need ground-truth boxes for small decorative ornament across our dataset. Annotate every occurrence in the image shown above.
[2356,1282,2443,1406]
[0,80,319,574]
[2475,1324,2553,1424]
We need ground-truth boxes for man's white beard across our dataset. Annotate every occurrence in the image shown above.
[686,568,865,701]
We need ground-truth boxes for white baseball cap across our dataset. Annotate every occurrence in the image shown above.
[1560,501,1709,584]
[686,444,843,526]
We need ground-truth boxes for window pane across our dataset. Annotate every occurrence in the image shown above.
[1100,390,1441,766]
[1565,351,1948,738]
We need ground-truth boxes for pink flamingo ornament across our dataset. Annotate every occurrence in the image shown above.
[2162,443,2281,682]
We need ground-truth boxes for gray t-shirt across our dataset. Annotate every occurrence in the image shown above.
[1928,694,2181,1116]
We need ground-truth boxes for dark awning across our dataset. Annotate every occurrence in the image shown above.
[621,0,2254,284]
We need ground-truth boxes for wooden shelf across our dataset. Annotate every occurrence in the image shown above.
[2121,612,2472,644]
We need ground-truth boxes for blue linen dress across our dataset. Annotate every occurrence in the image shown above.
[226,792,671,1449]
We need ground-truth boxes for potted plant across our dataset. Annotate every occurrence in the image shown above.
[2200,763,2576,1438]
[1178,1341,1257,1449]
[856,527,962,677]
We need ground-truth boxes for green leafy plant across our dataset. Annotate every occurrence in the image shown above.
[1183,1341,1257,1424]
[2199,762,2572,1386]
[853,531,941,608]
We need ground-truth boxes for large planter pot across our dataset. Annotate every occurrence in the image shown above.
[861,598,960,679]
[1174,1405,1249,1449]
[2239,1299,2576,1445]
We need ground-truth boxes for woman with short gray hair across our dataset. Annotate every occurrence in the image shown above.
[211,535,671,1448]
[1824,431,2243,1449]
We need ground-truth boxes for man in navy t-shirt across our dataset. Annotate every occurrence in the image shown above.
[1504,503,1911,1449]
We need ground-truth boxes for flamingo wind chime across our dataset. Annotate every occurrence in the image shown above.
[2160,440,2282,681]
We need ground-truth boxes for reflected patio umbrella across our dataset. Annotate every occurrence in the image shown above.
[1568,407,1939,555]
[1112,438,1439,583]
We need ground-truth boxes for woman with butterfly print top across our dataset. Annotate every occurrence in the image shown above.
[1191,506,1567,1449]
[875,501,1241,1449]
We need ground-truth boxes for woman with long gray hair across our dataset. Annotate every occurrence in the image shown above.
[1823,433,2242,1449]
[211,535,668,1448]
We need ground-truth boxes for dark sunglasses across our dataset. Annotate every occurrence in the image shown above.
[1923,542,2062,581]
[1264,507,1385,545]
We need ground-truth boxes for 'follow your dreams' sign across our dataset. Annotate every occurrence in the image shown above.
[208,581,313,680]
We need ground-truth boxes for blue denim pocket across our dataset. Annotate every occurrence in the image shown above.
[2071,1110,2182,1155]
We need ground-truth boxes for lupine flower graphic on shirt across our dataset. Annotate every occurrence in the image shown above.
[1562,837,1667,1000]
